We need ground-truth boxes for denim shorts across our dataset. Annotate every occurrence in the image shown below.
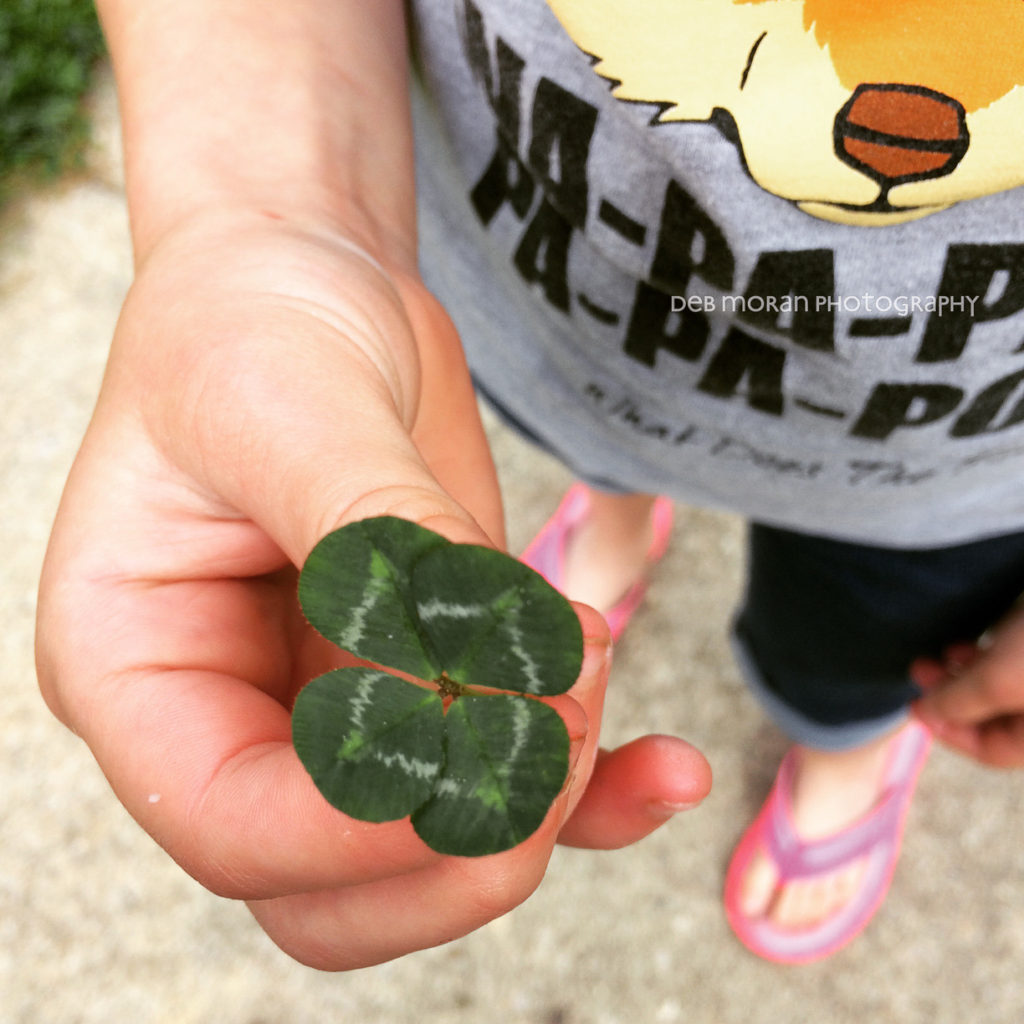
[733,523,1024,750]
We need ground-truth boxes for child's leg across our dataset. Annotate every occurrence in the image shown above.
[557,488,660,613]
[731,523,1024,937]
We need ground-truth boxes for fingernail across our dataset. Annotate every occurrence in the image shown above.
[649,798,703,818]
[566,726,589,774]
[581,637,613,677]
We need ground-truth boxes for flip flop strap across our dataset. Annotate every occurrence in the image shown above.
[764,725,929,880]
[521,485,589,586]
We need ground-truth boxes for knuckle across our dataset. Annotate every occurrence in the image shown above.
[180,837,271,901]
[461,857,547,924]
[328,484,479,546]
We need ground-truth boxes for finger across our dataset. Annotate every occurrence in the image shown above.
[909,657,947,691]
[402,280,507,548]
[944,643,981,671]
[557,734,712,849]
[548,603,614,822]
[972,716,1024,768]
[910,714,980,759]
[247,800,564,971]
[910,641,981,692]
[553,603,713,848]
[913,664,1017,728]
[919,715,1024,769]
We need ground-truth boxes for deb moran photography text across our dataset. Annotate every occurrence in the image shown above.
[671,293,982,317]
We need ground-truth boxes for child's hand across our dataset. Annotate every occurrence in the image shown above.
[912,604,1024,768]
[36,215,710,969]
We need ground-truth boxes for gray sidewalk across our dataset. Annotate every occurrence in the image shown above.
[3,68,1023,1024]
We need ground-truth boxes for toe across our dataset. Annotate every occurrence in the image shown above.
[769,858,868,930]
[825,860,867,919]
[737,848,780,917]
[772,877,808,929]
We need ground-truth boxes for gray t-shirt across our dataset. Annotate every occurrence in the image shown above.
[409,0,1024,546]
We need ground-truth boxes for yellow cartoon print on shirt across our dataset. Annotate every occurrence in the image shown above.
[546,0,1024,225]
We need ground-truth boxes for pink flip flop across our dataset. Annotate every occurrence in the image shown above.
[520,485,674,641]
[724,719,932,964]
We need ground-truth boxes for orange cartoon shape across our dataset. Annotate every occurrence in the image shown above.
[546,0,1024,225]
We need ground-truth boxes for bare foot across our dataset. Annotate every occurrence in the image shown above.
[557,488,659,614]
[738,724,906,929]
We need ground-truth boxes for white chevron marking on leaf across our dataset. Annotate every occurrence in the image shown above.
[507,697,531,763]
[415,598,489,621]
[417,593,549,693]
[434,777,463,796]
[337,574,391,650]
[347,670,379,731]
[502,614,545,694]
[374,750,439,780]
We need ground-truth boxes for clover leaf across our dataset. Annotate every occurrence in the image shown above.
[291,668,444,823]
[292,516,584,857]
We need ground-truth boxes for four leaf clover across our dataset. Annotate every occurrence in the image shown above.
[291,517,584,857]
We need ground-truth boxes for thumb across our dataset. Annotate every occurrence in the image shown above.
[160,269,504,564]
[558,734,713,849]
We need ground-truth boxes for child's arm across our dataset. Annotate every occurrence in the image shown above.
[101,0,418,269]
[36,0,710,970]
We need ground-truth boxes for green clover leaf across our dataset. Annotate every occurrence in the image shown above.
[292,516,584,857]
[411,695,570,856]
[291,668,444,823]
[298,516,448,682]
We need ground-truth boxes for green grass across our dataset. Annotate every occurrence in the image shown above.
[0,0,106,201]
